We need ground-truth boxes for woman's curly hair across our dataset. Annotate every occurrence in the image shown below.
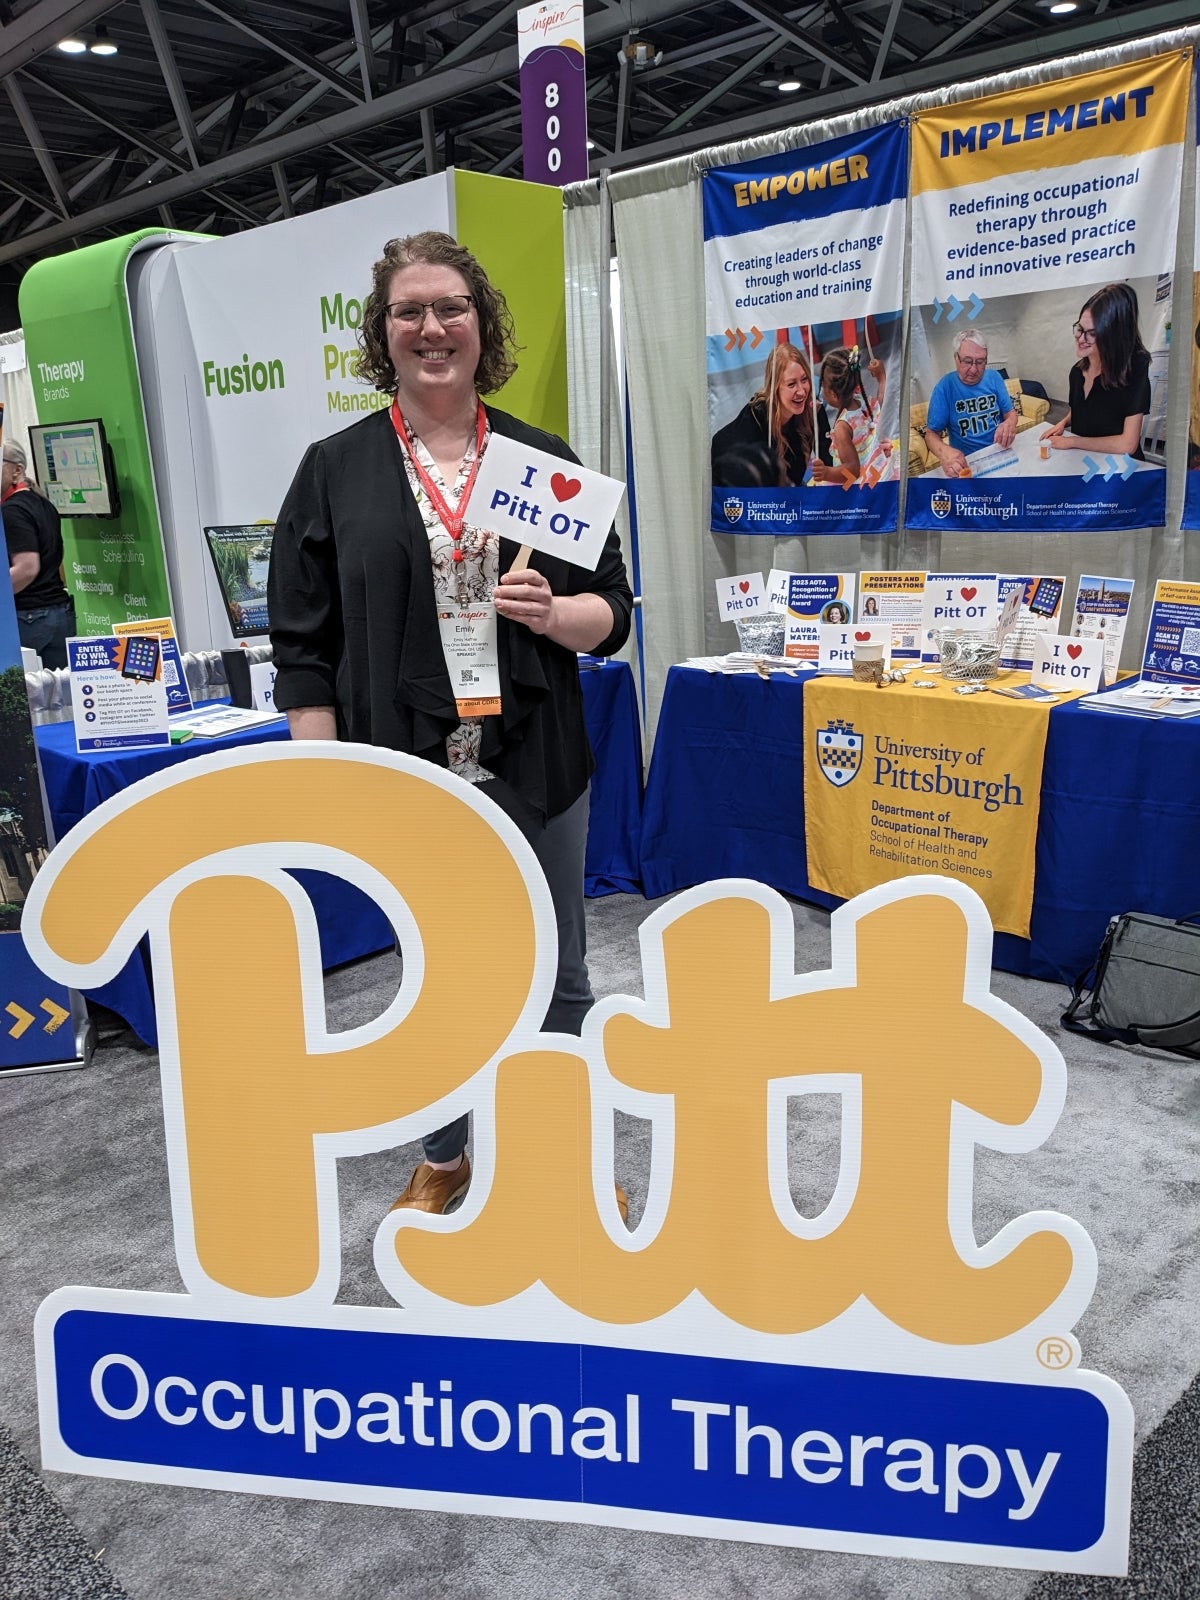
[355,231,520,396]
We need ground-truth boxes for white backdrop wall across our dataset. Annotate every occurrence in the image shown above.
[576,25,1200,739]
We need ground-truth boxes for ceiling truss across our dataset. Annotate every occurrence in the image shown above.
[0,0,1191,282]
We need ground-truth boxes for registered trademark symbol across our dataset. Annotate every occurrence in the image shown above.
[1036,1336,1076,1371]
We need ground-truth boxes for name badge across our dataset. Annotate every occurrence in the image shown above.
[437,599,501,717]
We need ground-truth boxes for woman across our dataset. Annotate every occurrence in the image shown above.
[822,601,850,624]
[2,440,75,669]
[810,348,886,484]
[862,596,880,618]
[711,342,827,488]
[268,231,633,1216]
[1040,283,1150,460]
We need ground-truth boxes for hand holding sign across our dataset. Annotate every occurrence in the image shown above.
[470,434,626,572]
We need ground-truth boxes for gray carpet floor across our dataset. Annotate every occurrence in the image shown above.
[2,891,1197,1600]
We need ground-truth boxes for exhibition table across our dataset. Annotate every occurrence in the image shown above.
[36,658,643,1045]
[639,666,1200,982]
[921,425,1161,482]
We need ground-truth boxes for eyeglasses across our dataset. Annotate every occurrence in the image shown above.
[385,295,475,326]
[956,354,987,369]
[1072,323,1097,344]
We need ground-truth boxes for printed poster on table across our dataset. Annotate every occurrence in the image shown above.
[909,52,1189,533]
[997,576,1065,670]
[858,571,926,659]
[1138,580,1200,687]
[1070,575,1134,685]
[705,121,906,538]
[784,573,856,660]
[1184,60,1200,529]
[67,634,170,753]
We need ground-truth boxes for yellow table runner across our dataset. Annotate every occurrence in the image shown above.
[804,674,1059,938]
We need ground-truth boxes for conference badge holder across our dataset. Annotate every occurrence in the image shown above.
[437,597,502,718]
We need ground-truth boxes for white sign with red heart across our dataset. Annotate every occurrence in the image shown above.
[1032,633,1105,694]
[469,432,627,572]
[715,570,766,622]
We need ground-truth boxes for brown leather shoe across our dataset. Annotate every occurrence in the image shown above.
[390,1154,471,1215]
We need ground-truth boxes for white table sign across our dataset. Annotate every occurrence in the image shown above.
[470,433,625,572]
[819,621,892,673]
[249,661,278,712]
[715,571,766,622]
[1033,634,1105,695]
[921,573,999,662]
[767,568,801,611]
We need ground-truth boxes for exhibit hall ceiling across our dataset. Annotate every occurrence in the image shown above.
[0,0,1190,283]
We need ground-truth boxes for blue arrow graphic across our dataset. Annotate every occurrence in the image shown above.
[945,294,964,322]
[967,292,984,318]
[1119,455,1136,480]
[932,298,944,324]
[1104,455,1121,481]
[1082,455,1099,483]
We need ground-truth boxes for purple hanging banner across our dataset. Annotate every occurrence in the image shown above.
[518,2,588,187]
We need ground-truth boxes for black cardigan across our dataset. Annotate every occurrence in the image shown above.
[268,404,633,824]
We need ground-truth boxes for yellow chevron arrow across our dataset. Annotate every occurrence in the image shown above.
[41,999,70,1034]
[5,1001,34,1038]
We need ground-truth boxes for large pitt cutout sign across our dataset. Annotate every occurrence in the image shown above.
[25,746,1132,1573]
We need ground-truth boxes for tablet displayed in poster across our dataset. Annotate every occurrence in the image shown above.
[68,634,170,752]
[1070,575,1134,686]
[113,616,192,716]
[705,122,906,538]
[997,576,1065,670]
[1139,579,1200,687]
[908,53,1188,534]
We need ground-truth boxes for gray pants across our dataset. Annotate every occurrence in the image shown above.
[422,786,593,1164]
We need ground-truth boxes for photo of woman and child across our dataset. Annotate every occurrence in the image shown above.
[711,334,895,491]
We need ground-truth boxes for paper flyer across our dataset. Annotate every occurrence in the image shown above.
[784,573,857,660]
[113,616,192,716]
[1138,579,1200,687]
[1070,574,1134,685]
[997,576,1066,669]
[68,634,170,752]
[858,571,927,659]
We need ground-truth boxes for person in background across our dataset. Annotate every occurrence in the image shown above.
[922,331,1017,477]
[811,347,887,484]
[1041,283,1150,461]
[268,230,633,1217]
[862,595,880,617]
[822,600,850,624]
[711,342,829,488]
[3,440,75,669]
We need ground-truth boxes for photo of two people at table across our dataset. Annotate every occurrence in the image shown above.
[709,313,903,490]
[908,273,1170,478]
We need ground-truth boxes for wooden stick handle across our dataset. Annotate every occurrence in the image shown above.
[510,543,533,572]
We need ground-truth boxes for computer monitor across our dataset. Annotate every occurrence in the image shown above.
[27,417,120,517]
[203,524,273,639]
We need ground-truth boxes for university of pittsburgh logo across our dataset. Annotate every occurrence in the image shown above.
[817,718,862,786]
[722,495,744,525]
[930,487,952,519]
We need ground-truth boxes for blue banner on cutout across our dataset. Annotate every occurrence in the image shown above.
[50,1304,1116,1558]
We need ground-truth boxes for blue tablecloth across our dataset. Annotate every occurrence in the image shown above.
[639,667,1200,984]
[36,660,642,1044]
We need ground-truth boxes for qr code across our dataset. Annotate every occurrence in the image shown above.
[462,669,476,683]
[163,660,178,685]
[1181,627,1200,655]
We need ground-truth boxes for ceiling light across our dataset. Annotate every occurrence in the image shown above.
[778,79,801,92]
[56,36,87,53]
[1036,0,1078,10]
[89,25,118,54]
[617,39,662,69]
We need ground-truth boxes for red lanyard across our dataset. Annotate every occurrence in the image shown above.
[1,482,29,504]
[390,399,487,556]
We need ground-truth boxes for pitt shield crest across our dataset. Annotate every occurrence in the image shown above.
[816,718,862,786]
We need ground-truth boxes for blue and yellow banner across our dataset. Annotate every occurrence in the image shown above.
[804,677,1055,937]
[908,52,1190,534]
[704,122,907,538]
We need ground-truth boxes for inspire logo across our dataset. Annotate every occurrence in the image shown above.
[24,747,1132,1573]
